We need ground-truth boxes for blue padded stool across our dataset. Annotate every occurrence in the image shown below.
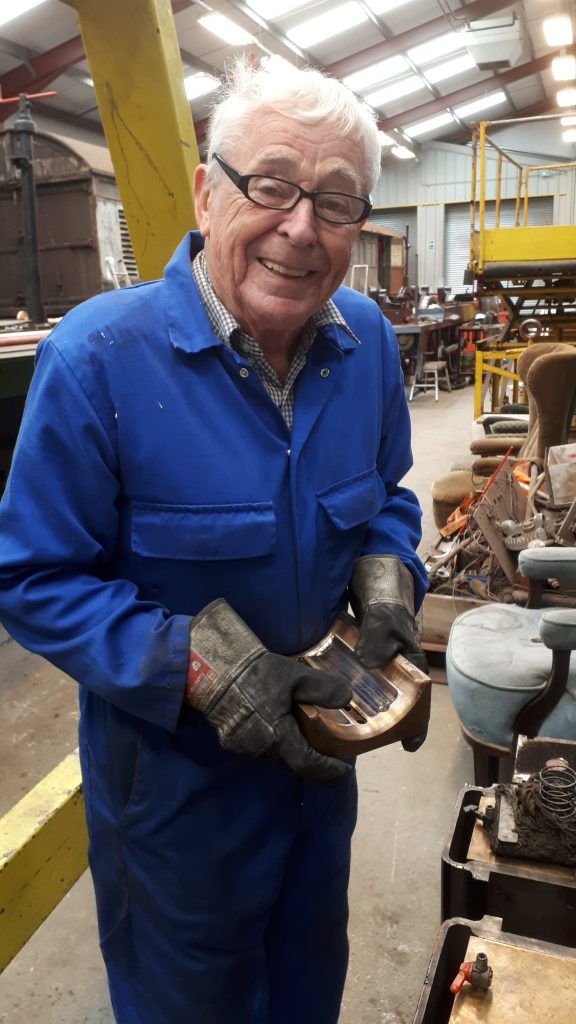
[446,547,576,786]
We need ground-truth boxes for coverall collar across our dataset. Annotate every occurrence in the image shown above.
[163,231,359,358]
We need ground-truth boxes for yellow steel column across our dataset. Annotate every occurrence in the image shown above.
[63,0,200,281]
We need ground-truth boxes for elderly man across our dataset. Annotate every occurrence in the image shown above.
[0,60,426,1024]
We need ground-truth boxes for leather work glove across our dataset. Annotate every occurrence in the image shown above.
[351,556,428,753]
[351,555,427,672]
[185,599,353,783]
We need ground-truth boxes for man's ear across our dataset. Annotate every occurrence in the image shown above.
[194,164,211,237]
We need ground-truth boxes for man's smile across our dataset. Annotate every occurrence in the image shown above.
[258,258,311,279]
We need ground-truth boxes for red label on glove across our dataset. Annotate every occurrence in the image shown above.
[186,650,218,701]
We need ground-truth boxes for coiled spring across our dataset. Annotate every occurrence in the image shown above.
[538,762,576,821]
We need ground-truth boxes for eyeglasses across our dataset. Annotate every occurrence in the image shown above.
[213,153,372,225]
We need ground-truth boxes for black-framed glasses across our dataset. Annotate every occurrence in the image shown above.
[213,152,372,225]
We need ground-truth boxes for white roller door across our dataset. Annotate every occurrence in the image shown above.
[444,198,554,294]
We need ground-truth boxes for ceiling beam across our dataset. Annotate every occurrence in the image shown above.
[326,0,520,79]
[0,36,85,99]
[378,53,562,133]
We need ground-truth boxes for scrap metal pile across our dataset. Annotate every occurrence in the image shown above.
[425,456,576,606]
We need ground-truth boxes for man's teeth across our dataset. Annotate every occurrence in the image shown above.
[261,259,308,278]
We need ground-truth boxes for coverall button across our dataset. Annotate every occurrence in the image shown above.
[320,367,330,377]
[239,367,249,378]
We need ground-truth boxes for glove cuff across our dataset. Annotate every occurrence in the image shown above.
[351,555,415,615]
[187,599,266,711]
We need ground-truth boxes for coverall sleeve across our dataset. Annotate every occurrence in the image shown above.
[0,339,190,732]
[359,316,428,610]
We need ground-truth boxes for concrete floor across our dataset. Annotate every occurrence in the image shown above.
[0,383,476,1024]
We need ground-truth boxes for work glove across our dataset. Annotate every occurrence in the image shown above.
[185,599,353,784]
[350,556,428,752]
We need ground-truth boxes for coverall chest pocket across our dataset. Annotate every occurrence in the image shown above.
[130,501,277,560]
[316,469,384,587]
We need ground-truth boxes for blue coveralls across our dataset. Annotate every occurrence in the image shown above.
[0,232,426,1024]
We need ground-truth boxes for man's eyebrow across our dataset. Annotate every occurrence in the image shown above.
[251,153,365,192]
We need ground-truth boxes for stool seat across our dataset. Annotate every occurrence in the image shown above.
[409,359,451,402]
[446,604,576,750]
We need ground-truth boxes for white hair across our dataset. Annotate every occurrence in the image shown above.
[205,58,381,195]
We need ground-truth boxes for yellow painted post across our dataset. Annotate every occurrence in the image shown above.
[0,751,87,972]
[62,0,200,281]
[474,346,483,418]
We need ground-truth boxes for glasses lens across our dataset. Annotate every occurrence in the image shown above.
[315,192,366,223]
[247,176,300,209]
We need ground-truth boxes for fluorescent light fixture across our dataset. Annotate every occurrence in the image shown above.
[378,130,395,146]
[391,145,416,160]
[366,0,416,13]
[408,31,466,67]
[424,53,477,85]
[287,2,368,48]
[562,128,576,142]
[184,73,221,101]
[0,0,47,28]
[454,90,507,119]
[561,115,576,125]
[198,14,255,46]
[365,75,428,108]
[543,16,573,47]
[557,87,576,106]
[342,56,410,93]
[247,0,307,16]
[404,111,455,137]
[553,54,576,81]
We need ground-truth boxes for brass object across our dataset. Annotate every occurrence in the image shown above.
[295,612,431,758]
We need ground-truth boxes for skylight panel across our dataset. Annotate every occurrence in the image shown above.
[424,54,477,85]
[366,0,417,14]
[198,14,256,46]
[246,0,309,17]
[286,2,368,48]
[454,91,507,119]
[407,32,466,67]
[404,112,456,137]
[342,56,410,93]
[365,75,428,108]
[0,0,47,27]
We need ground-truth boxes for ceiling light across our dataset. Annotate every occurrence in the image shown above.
[184,73,221,101]
[366,0,416,13]
[562,128,576,142]
[408,32,466,66]
[552,55,576,81]
[424,53,477,85]
[198,14,255,46]
[342,56,409,93]
[246,0,307,16]
[391,145,416,160]
[378,130,395,146]
[543,16,573,47]
[0,0,47,27]
[365,75,428,108]
[404,112,456,137]
[561,115,576,125]
[287,2,368,48]
[454,90,507,119]
[557,87,576,107]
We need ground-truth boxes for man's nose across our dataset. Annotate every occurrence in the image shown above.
[278,197,318,245]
